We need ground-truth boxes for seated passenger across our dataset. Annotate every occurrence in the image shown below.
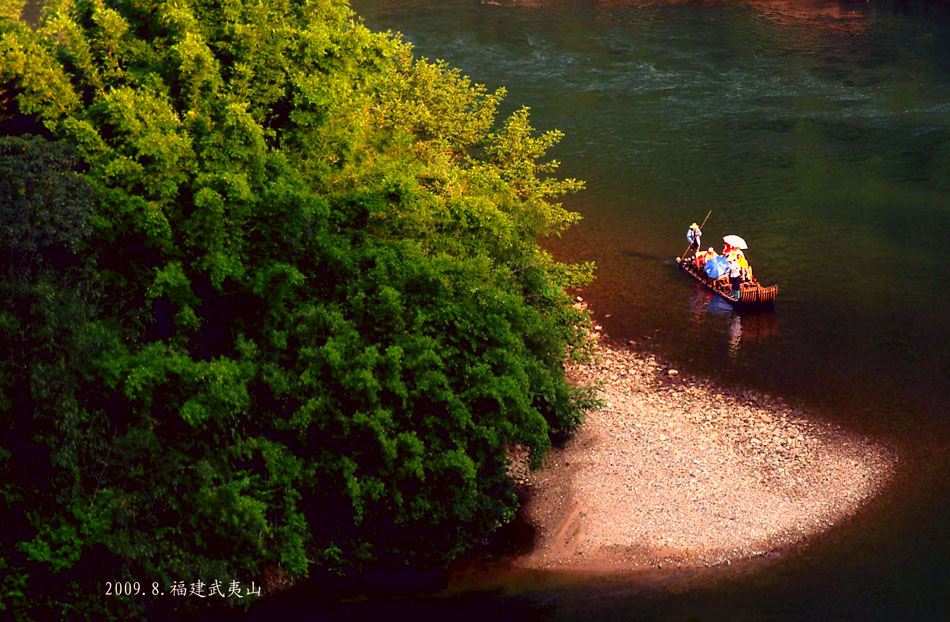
[693,249,705,267]
[694,247,717,268]
[736,250,753,281]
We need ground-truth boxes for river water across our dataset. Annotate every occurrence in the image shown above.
[257,0,950,619]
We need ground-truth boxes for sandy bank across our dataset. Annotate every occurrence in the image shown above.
[510,332,897,572]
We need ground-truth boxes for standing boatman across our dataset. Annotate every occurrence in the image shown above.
[686,222,702,258]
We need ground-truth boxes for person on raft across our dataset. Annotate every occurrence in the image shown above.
[738,250,753,282]
[728,255,743,300]
[693,247,717,268]
[686,222,702,258]
[722,244,754,283]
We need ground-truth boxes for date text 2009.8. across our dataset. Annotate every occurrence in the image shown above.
[104,580,261,598]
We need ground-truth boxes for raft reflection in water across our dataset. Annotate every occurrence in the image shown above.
[690,286,779,360]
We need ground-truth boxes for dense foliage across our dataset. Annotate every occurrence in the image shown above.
[0,0,594,618]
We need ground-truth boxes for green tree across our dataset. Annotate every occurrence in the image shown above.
[0,1,595,618]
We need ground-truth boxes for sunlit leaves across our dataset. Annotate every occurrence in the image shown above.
[0,21,79,123]
[1,1,595,617]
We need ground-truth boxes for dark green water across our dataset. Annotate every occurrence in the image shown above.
[349,0,950,431]
[247,1,950,620]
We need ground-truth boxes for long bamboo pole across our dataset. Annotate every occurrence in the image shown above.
[680,210,712,261]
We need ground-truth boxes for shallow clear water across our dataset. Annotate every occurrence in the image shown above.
[255,0,950,619]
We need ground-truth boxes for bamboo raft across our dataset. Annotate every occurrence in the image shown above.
[676,256,779,308]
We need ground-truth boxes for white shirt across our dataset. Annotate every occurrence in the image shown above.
[728,260,741,278]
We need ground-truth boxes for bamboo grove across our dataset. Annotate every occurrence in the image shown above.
[0,1,596,618]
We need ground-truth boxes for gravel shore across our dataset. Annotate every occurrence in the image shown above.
[510,329,897,572]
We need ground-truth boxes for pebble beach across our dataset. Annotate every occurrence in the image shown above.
[509,323,897,573]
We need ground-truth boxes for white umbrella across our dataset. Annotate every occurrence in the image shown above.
[722,235,748,250]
